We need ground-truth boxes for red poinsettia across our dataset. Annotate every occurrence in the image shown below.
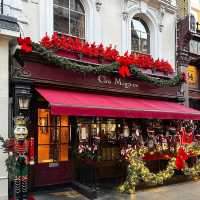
[17,37,32,53]
[98,43,105,57]
[153,59,173,74]
[82,42,91,55]
[73,37,83,52]
[40,33,52,48]
[38,33,175,74]
[176,146,188,170]
[104,45,119,61]
[51,32,62,48]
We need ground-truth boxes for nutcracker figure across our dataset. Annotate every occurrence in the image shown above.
[14,116,34,200]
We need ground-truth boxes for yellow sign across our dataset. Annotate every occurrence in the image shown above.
[187,65,198,85]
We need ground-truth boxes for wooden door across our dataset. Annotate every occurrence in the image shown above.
[31,109,73,187]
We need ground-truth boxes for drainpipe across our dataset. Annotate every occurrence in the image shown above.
[1,0,3,14]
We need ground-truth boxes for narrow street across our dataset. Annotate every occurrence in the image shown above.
[34,180,200,200]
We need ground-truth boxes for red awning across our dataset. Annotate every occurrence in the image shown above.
[36,87,200,120]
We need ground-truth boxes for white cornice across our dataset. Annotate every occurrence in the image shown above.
[159,0,176,14]
[127,0,176,14]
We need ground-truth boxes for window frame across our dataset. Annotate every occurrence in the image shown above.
[131,17,150,55]
[53,0,86,40]
[37,108,71,164]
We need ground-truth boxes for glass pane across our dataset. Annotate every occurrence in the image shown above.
[54,5,69,34]
[70,11,85,38]
[140,38,148,54]
[61,116,68,126]
[70,0,85,13]
[132,18,149,35]
[49,144,59,161]
[38,109,50,145]
[38,145,53,163]
[60,127,69,143]
[60,144,68,161]
[131,33,140,52]
[54,0,69,8]
[131,18,150,53]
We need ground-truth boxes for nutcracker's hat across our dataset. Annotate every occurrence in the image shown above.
[14,116,26,126]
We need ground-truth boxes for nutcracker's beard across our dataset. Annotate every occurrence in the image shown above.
[18,138,25,144]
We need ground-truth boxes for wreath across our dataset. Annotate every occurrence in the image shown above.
[118,145,200,194]
[118,147,176,193]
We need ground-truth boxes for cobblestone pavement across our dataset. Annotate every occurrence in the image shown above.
[34,180,200,200]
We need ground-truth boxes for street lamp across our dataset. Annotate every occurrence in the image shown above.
[18,96,31,110]
[15,84,32,114]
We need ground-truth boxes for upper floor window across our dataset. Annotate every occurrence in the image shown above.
[131,17,150,54]
[53,0,85,39]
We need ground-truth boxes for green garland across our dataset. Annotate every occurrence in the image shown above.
[182,145,200,177]
[183,160,200,177]
[118,146,200,194]
[31,43,184,87]
[118,147,176,193]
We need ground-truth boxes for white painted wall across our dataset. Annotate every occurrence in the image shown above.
[161,12,176,68]
[0,38,9,200]
[17,0,177,69]
[0,0,177,198]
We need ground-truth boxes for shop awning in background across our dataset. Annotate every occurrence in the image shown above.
[36,87,200,120]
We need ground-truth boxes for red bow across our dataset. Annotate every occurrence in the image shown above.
[118,65,130,78]
[117,52,132,78]
[176,147,188,170]
[17,37,32,53]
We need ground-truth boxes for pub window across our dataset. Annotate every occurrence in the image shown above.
[37,109,70,163]
[131,17,150,54]
[77,118,121,161]
[53,0,85,39]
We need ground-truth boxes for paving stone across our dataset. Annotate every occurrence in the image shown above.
[33,180,200,200]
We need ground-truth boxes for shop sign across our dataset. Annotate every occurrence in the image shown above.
[49,162,59,168]
[98,75,139,89]
[187,65,198,85]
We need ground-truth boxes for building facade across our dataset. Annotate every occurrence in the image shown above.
[0,1,21,199]
[177,0,200,108]
[0,0,179,199]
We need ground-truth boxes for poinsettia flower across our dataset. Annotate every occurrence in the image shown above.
[51,32,62,48]
[82,42,90,55]
[21,43,32,53]
[73,37,83,52]
[17,37,32,53]
[40,33,52,48]
[98,43,105,57]
[17,37,24,45]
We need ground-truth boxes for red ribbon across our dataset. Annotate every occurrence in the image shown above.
[176,146,188,170]
[118,65,130,78]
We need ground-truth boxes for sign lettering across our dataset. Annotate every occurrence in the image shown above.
[98,75,139,89]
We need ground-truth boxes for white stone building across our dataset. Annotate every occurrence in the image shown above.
[0,0,177,199]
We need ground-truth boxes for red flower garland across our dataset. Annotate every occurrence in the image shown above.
[18,32,175,77]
